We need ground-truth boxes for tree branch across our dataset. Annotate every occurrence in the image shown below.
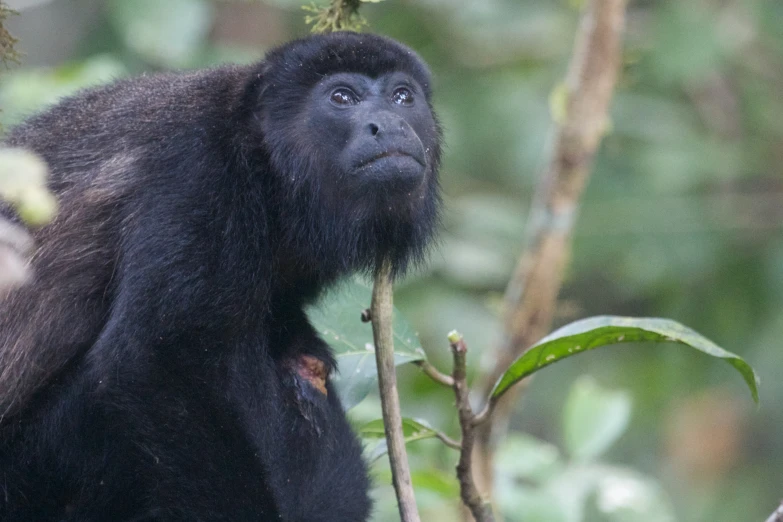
[371,261,420,522]
[449,331,495,522]
[470,0,628,509]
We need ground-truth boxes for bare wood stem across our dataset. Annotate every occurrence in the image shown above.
[371,260,420,522]
[449,333,495,522]
[470,0,628,510]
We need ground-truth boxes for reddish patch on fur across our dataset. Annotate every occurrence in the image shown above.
[296,355,328,396]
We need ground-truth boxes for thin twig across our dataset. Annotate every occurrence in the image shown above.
[449,331,494,522]
[765,502,783,522]
[470,0,628,507]
[433,429,462,451]
[414,360,455,388]
[371,260,420,522]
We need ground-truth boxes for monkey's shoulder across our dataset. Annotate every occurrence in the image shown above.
[5,64,257,152]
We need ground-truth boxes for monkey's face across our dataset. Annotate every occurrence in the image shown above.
[257,35,442,274]
[307,72,438,198]
[266,71,440,216]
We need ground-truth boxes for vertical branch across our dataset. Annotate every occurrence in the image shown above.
[372,260,420,522]
[470,0,628,507]
[449,332,495,522]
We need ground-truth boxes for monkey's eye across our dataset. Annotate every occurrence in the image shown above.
[392,87,414,106]
[330,88,358,106]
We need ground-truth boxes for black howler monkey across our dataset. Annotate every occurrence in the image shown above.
[0,32,441,521]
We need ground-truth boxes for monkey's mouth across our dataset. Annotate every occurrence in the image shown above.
[356,150,425,170]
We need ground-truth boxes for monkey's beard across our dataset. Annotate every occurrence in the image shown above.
[275,168,440,284]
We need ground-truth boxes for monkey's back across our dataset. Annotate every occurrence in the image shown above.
[0,65,255,419]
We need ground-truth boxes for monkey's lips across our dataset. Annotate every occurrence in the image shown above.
[356,149,425,169]
[354,150,426,186]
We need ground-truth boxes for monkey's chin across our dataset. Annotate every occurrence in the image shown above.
[354,155,426,191]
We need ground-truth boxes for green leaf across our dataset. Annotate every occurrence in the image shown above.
[360,417,442,463]
[307,279,425,409]
[409,469,459,497]
[373,468,459,498]
[563,377,632,461]
[490,316,760,403]
[359,417,439,442]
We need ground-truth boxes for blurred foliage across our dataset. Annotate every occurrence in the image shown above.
[107,0,214,67]
[1,0,781,520]
[0,147,56,224]
[303,0,378,33]
[0,147,55,291]
[494,378,676,522]
[0,1,19,67]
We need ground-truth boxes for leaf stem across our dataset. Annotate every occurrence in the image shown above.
[433,429,462,451]
[414,359,455,388]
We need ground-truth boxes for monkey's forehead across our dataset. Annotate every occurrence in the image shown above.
[261,32,434,98]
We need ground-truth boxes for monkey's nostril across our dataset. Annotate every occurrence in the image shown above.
[369,123,379,136]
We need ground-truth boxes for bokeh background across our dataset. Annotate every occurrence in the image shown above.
[2,0,781,520]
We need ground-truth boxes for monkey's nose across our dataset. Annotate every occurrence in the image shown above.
[366,112,408,138]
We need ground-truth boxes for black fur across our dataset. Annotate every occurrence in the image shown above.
[0,32,441,521]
